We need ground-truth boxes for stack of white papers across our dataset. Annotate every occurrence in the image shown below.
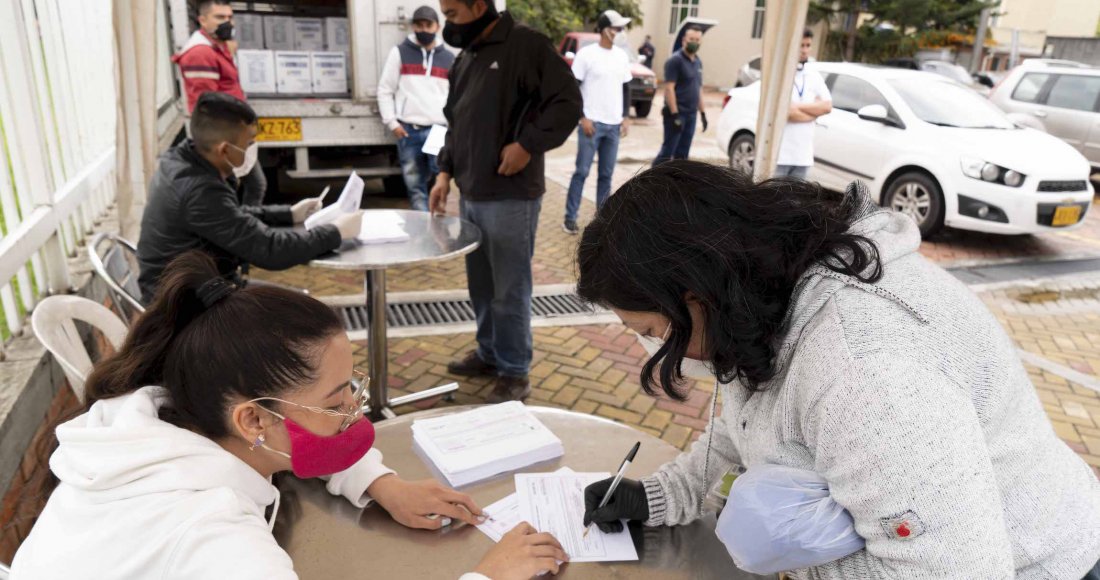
[412,402,564,487]
[358,210,409,245]
[475,468,639,563]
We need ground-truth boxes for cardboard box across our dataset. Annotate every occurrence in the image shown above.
[275,51,312,94]
[263,15,295,51]
[325,17,350,52]
[310,52,348,94]
[235,13,264,49]
[237,50,276,95]
[294,18,326,52]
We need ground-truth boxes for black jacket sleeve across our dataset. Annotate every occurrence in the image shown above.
[516,34,583,155]
[241,204,294,226]
[186,189,340,271]
[437,55,462,176]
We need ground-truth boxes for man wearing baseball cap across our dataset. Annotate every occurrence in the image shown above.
[377,6,455,211]
[562,9,633,235]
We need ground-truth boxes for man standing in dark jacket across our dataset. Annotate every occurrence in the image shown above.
[137,93,363,303]
[431,0,582,403]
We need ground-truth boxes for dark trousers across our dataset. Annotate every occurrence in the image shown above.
[655,108,698,165]
[460,197,542,377]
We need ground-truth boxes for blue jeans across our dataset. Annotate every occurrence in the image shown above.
[460,197,542,377]
[775,164,810,179]
[396,123,438,211]
[565,122,621,222]
[655,109,698,165]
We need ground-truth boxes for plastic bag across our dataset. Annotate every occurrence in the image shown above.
[715,464,865,574]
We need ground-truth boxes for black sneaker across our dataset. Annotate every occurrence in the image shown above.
[563,220,579,235]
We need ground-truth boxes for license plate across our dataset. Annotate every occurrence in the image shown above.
[257,117,302,142]
[1051,205,1082,227]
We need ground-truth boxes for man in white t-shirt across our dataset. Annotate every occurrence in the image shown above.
[776,29,832,179]
[563,10,634,235]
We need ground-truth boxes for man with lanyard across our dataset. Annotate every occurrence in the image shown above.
[775,28,832,179]
[431,0,582,403]
[173,0,267,206]
[377,6,455,211]
[654,25,707,165]
[562,10,634,235]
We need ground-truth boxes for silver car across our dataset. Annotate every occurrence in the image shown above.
[989,64,1100,168]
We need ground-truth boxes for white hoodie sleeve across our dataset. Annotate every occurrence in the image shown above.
[377,46,402,131]
[323,447,396,508]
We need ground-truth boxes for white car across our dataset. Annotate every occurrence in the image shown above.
[716,63,1094,237]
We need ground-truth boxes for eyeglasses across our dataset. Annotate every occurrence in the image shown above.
[249,369,370,432]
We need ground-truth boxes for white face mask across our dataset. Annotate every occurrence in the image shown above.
[228,142,259,178]
[636,322,715,379]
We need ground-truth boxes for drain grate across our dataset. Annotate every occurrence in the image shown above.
[335,292,608,332]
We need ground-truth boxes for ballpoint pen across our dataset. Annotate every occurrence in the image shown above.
[317,185,332,205]
[583,441,641,538]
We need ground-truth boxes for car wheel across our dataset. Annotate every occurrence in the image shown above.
[728,133,755,176]
[883,172,944,237]
[634,100,652,118]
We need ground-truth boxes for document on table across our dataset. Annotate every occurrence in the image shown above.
[476,467,574,542]
[357,210,409,245]
[515,471,639,563]
[421,124,447,156]
[304,172,364,230]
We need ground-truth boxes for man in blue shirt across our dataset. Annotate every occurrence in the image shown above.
[655,26,705,164]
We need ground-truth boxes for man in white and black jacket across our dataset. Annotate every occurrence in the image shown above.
[377,6,455,211]
[430,0,582,403]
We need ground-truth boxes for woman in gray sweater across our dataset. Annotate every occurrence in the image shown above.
[576,161,1100,579]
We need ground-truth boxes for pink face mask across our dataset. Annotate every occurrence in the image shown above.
[249,373,377,478]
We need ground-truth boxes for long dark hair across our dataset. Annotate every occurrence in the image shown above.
[85,250,343,438]
[576,161,882,399]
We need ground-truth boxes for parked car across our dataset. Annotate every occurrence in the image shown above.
[737,55,761,87]
[885,58,990,95]
[716,62,1093,237]
[559,32,658,118]
[1017,58,1090,69]
[988,63,1100,169]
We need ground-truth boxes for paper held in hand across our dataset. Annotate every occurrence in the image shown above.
[411,402,564,487]
[303,173,409,244]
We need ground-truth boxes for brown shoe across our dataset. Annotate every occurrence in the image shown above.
[447,350,497,377]
[486,375,531,404]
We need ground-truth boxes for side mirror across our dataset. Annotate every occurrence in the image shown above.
[974,73,994,88]
[857,104,900,128]
[565,51,576,60]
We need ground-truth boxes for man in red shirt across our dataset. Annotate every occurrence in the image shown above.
[173,0,266,205]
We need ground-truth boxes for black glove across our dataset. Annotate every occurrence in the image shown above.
[700,111,709,132]
[583,478,649,534]
[671,116,683,132]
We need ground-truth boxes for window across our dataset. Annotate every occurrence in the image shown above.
[669,0,699,34]
[1011,73,1049,103]
[752,0,765,39]
[1046,74,1100,112]
[829,74,890,113]
[891,79,1014,129]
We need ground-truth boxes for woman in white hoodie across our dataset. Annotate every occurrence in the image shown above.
[12,250,566,579]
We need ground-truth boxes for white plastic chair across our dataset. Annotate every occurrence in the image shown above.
[31,295,128,404]
[88,233,145,325]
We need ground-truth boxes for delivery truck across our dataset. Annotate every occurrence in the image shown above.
[163,0,504,199]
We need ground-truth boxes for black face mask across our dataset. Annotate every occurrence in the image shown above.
[442,5,498,49]
[415,31,436,46]
[214,21,234,42]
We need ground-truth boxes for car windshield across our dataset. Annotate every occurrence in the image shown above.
[925,62,973,85]
[890,79,1016,129]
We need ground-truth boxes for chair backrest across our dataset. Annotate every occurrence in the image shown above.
[88,232,145,325]
[31,295,128,404]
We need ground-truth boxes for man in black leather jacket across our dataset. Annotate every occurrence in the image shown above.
[137,93,362,303]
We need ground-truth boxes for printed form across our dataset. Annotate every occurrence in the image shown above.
[516,472,638,563]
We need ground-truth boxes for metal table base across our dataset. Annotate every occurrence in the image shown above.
[364,268,459,420]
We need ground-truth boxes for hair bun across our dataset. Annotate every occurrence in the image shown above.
[195,277,237,309]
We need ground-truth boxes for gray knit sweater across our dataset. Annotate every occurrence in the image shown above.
[640,201,1100,579]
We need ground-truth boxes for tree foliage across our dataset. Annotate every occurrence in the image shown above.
[507,0,643,44]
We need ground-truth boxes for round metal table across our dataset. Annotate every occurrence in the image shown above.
[311,210,481,419]
[273,406,774,580]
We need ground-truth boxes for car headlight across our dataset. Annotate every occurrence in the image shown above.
[960,157,1026,188]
